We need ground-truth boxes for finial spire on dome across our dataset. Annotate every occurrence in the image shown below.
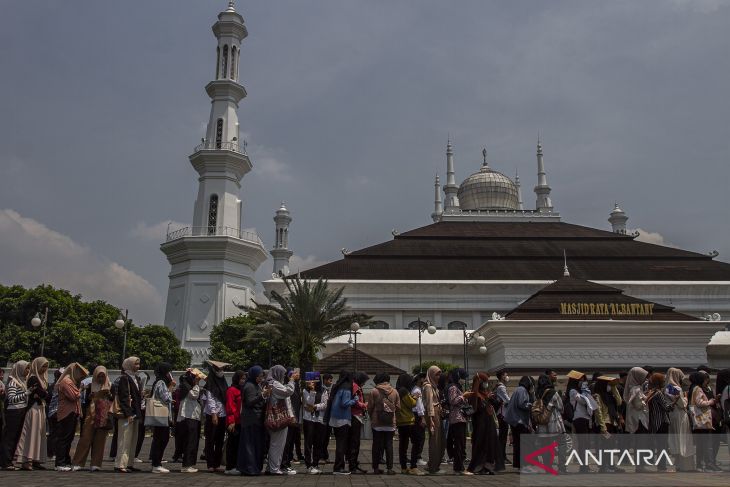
[482,147,488,167]
[563,249,570,277]
[227,0,236,12]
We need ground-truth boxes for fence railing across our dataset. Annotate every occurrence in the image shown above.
[165,226,263,245]
[192,140,247,154]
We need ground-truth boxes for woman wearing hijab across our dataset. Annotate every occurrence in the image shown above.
[368,373,400,475]
[622,366,651,472]
[14,357,49,470]
[445,368,470,475]
[324,370,357,475]
[422,365,444,475]
[71,366,113,471]
[224,370,245,475]
[466,372,498,475]
[395,373,422,475]
[177,367,204,473]
[0,360,29,470]
[201,361,228,472]
[533,374,567,474]
[664,368,694,471]
[149,362,175,473]
[689,370,717,471]
[716,369,730,464]
[646,373,674,471]
[264,365,299,475]
[54,362,89,471]
[503,376,533,471]
[348,372,369,474]
[238,365,267,475]
[113,357,141,473]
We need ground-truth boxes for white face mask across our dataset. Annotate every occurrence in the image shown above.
[215,370,224,378]
[503,376,510,383]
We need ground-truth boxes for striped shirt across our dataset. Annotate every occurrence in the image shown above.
[6,379,28,410]
[647,390,673,433]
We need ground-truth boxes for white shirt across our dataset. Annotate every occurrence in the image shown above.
[177,385,202,422]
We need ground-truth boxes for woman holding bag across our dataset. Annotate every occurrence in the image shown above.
[265,365,299,475]
[71,366,113,471]
[148,363,175,474]
[14,357,50,470]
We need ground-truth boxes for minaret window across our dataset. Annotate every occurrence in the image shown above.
[447,320,468,330]
[216,46,220,79]
[222,45,228,79]
[208,194,219,235]
[215,118,223,149]
[231,46,237,80]
[368,320,390,330]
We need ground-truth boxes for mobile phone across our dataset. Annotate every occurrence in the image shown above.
[305,371,320,382]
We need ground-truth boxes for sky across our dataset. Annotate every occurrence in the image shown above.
[1,0,729,326]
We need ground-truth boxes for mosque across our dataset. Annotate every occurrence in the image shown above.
[160,2,730,372]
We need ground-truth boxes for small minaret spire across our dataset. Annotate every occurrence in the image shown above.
[431,175,443,222]
[563,249,570,277]
[608,202,629,234]
[226,0,236,12]
[534,135,554,212]
[443,137,459,211]
[481,147,488,168]
[515,169,524,210]
[271,202,293,275]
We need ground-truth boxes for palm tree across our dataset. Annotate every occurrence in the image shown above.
[244,276,370,372]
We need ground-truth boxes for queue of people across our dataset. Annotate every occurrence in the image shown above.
[1,358,729,475]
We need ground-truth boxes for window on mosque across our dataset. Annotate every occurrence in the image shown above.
[208,194,218,235]
[216,46,220,79]
[366,320,390,329]
[215,119,223,149]
[447,321,468,330]
[407,320,426,330]
[222,45,228,78]
[231,46,237,80]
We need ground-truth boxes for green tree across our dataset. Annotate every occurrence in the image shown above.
[413,360,459,375]
[209,314,295,371]
[243,276,370,372]
[0,284,190,370]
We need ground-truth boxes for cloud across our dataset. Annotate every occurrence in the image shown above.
[0,209,164,325]
[289,254,328,273]
[670,0,729,13]
[632,228,678,248]
[130,220,186,242]
[242,132,294,183]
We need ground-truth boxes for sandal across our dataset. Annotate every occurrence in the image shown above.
[114,467,130,473]
[2,465,19,471]
[21,463,33,471]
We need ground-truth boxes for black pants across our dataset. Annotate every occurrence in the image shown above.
[204,415,226,469]
[282,424,300,468]
[0,408,26,468]
[510,423,530,469]
[238,423,265,475]
[303,420,321,469]
[55,413,78,467]
[46,414,57,458]
[694,429,714,469]
[411,420,425,464]
[149,426,170,467]
[179,418,200,468]
[448,422,467,472]
[372,429,394,471]
[496,415,509,468]
[109,419,118,458]
[332,424,350,472]
[397,425,414,470]
[321,425,331,461]
[135,411,146,458]
[225,424,240,469]
[347,419,363,470]
[172,422,184,461]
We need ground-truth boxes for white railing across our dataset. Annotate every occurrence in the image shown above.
[193,140,247,154]
[165,226,263,245]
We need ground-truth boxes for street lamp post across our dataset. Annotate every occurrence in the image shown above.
[114,309,129,366]
[349,322,361,373]
[30,307,49,356]
[415,317,437,373]
[454,322,487,377]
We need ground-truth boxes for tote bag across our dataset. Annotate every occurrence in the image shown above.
[144,397,170,427]
[265,397,295,431]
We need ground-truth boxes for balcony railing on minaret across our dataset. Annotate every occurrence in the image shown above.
[165,225,263,246]
[193,139,248,154]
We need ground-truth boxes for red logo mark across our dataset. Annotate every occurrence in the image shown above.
[524,441,559,476]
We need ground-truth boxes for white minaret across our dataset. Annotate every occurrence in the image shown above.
[534,136,554,212]
[431,175,443,222]
[443,138,459,211]
[271,202,293,275]
[161,1,267,362]
[608,203,629,234]
[515,170,524,210]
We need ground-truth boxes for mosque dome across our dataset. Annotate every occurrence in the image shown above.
[457,154,520,211]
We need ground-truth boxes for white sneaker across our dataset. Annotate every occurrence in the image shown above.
[308,467,321,474]
[181,466,198,473]
[417,459,427,467]
[56,466,72,472]
[134,458,143,463]
[152,466,170,474]
[90,466,101,472]
[224,468,240,475]
[161,460,168,464]
[71,465,83,471]
[285,469,297,475]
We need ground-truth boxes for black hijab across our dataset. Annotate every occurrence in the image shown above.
[154,362,173,387]
[518,376,533,392]
[535,374,553,400]
[204,362,228,403]
[324,370,353,424]
[716,369,730,399]
[396,373,413,400]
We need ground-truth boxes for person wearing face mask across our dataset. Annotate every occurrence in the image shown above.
[446,368,471,475]
[202,360,229,473]
[177,367,206,473]
[72,366,113,472]
[14,357,49,470]
[492,370,510,471]
[565,370,597,474]
[55,362,89,471]
[223,370,245,475]
[0,360,29,470]
[623,366,650,473]
[503,376,533,471]
[149,363,175,474]
[689,370,717,472]
[466,372,498,475]
[422,365,444,475]
[238,365,268,476]
[534,374,567,474]
[664,368,694,471]
[114,357,142,473]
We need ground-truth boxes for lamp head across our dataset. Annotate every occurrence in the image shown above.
[476,335,486,346]
[427,325,437,335]
[350,322,360,332]
[31,313,41,328]
[114,315,125,329]
[479,345,487,354]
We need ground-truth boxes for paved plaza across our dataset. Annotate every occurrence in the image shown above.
[0,433,728,487]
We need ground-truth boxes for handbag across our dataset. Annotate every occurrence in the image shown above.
[92,397,114,430]
[144,397,170,427]
[265,397,295,431]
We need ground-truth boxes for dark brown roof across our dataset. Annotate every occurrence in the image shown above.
[300,221,730,281]
[315,348,405,376]
[505,275,700,321]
